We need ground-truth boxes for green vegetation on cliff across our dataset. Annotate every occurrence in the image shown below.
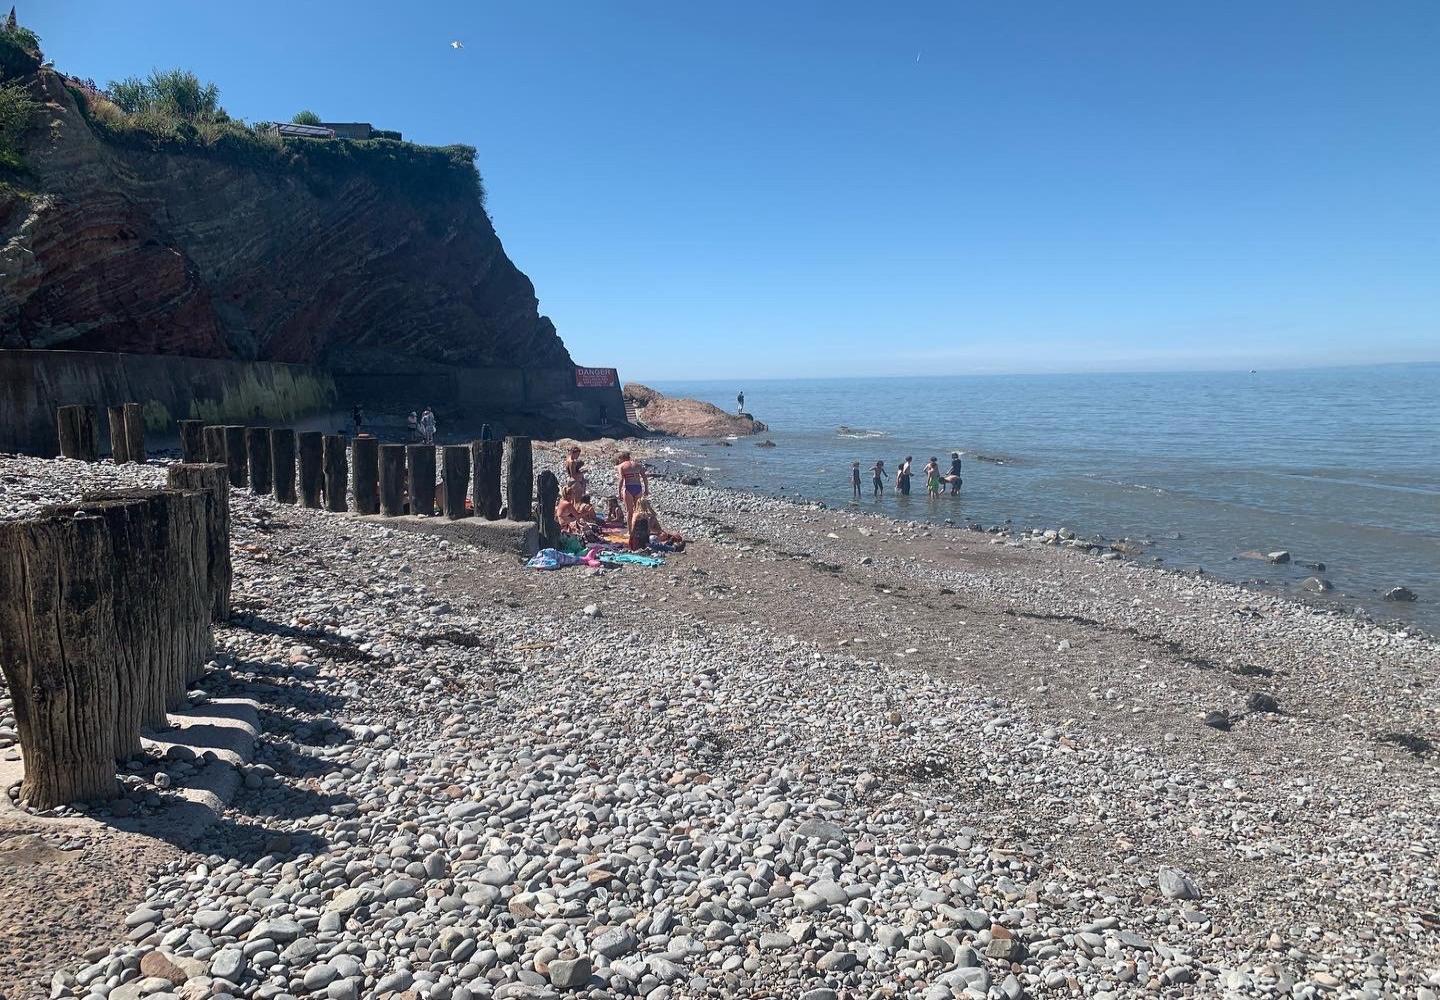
[64,63,483,204]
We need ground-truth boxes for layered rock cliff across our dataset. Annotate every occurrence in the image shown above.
[623,383,767,437]
[0,69,571,372]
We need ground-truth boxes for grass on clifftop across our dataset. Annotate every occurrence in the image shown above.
[63,73,484,205]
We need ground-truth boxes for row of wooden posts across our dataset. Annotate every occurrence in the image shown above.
[0,461,232,811]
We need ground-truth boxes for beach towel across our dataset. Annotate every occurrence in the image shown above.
[526,547,587,570]
[598,551,665,568]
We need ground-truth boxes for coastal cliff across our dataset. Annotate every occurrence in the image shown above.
[0,68,570,373]
[624,383,767,437]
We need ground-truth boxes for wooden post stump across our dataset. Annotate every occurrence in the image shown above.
[473,440,504,520]
[298,432,324,508]
[57,405,99,462]
[270,429,297,504]
[322,435,348,512]
[407,446,436,516]
[108,406,131,464]
[245,428,273,495]
[352,437,379,514]
[166,463,232,623]
[0,512,120,807]
[222,426,247,487]
[122,402,146,463]
[537,471,561,548]
[379,445,407,516]
[203,425,227,466]
[442,446,471,520]
[505,436,534,521]
[179,420,205,463]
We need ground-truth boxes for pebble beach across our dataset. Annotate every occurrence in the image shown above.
[1,450,1437,1000]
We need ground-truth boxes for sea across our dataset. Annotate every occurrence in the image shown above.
[650,364,1440,634]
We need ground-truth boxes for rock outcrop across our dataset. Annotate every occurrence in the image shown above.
[623,383,767,438]
[0,70,571,372]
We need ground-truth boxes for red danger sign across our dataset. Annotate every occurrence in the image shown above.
[575,367,618,388]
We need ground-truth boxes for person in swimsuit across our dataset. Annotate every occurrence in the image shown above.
[897,456,912,496]
[616,451,649,519]
[565,445,588,497]
[851,461,862,499]
[872,460,885,497]
[947,451,963,494]
[634,497,685,549]
[924,457,942,497]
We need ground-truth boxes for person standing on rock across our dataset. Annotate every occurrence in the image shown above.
[872,460,886,498]
[407,411,419,442]
[352,404,363,437]
[420,407,437,445]
[737,390,745,414]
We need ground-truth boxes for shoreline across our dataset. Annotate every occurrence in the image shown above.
[2,452,1437,998]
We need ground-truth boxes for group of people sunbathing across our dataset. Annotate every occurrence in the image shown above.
[555,446,685,551]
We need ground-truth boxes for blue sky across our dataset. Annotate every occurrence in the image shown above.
[32,1,1440,380]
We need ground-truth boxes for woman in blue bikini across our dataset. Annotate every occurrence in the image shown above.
[616,451,650,520]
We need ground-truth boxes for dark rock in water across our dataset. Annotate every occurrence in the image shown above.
[1295,559,1326,572]
[756,440,777,448]
[1383,586,1418,602]
[678,474,703,486]
[1266,551,1291,564]
[1203,710,1232,731]
[1246,692,1280,714]
[1302,576,1334,593]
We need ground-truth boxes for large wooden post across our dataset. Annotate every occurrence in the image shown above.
[166,463,232,623]
[222,426,247,487]
[245,428,272,495]
[0,512,120,807]
[178,420,205,463]
[505,436,534,521]
[203,425,227,466]
[537,471,561,548]
[473,440,504,520]
[122,403,146,463]
[270,429,297,504]
[408,445,436,516]
[352,437,379,514]
[442,446,470,520]
[298,432,324,508]
[107,406,131,464]
[57,405,99,462]
[322,435,348,513]
[379,445,407,516]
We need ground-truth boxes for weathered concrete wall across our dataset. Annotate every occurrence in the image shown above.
[0,350,339,456]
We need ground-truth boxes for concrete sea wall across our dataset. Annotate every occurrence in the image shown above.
[0,350,339,456]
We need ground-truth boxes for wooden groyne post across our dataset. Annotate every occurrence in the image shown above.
[122,403,146,463]
[270,429,297,504]
[473,440,504,520]
[57,405,99,462]
[179,420,205,463]
[245,427,273,495]
[408,445,436,516]
[506,436,534,521]
[203,425,227,466]
[108,406,131,464]
[352,437,379,514]
[379,445,407,516]
[322,435,348,513]
[166,463,232,623]
[298,432,324,508]
[441,445,470,520]
[537,470,561,548]
[222,426,247,487]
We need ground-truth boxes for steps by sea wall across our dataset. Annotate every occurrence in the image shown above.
[0,350,341,457]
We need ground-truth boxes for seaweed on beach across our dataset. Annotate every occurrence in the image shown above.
[1377,732,1434,757]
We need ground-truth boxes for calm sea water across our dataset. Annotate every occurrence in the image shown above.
[652,365,1440,632]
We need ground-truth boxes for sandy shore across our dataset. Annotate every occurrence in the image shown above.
[1,451,1437,999]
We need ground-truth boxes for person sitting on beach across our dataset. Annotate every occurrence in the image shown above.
[556,487,582,534]
[565,445,588,496]
[924,457,942,497]
[634,497,685,550]
[872,460,886,497]
[627,512,651,551]
[576,494,598,526]
[603,496,625,528]
[946,451,963,494]
[616,451,649,518]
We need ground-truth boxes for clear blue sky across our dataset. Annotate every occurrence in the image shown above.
[32,1,1440,380]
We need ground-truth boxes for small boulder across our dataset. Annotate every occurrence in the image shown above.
[1266,551,1291,564]
[1302,577,1333,593]
[1384,586,1418,602]
[1246,692,1280,714]
[1157,867,1201,900]
[1203,710,1231,731]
